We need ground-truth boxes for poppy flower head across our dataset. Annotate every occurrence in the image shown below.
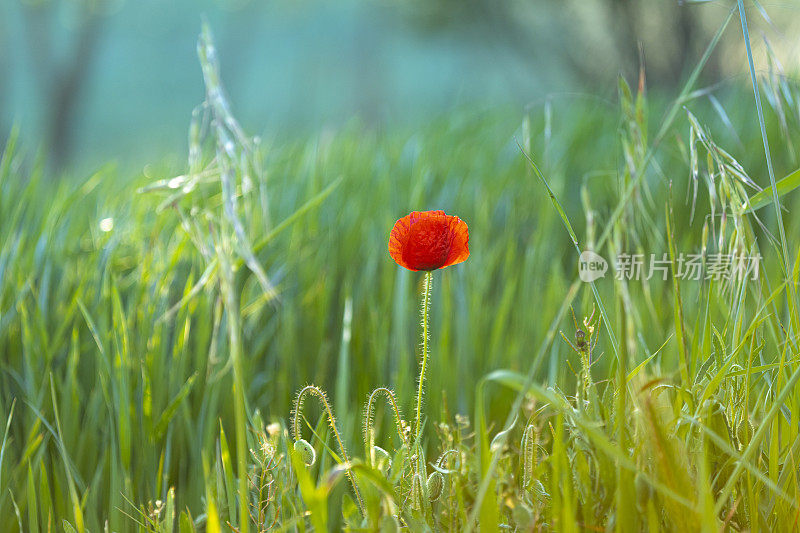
[389,210,469,271]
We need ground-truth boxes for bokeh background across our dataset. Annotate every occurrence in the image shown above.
[3,0,799,175]
[5,2,800,529]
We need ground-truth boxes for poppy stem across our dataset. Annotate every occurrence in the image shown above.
[414,271,433,442]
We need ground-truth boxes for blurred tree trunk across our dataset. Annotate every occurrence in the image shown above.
[406,0,720,89]
[23,1,105,170]
[48,16,102,168]
[608,0,640,79]
[674,2,720,82]
[605,0,720,85]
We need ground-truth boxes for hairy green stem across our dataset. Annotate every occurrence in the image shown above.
[292,385,365,515]
[364,387,407,458]
[579,348,593,408]
[414,271,433,442]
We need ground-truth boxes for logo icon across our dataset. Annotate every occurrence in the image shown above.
[579,250,608,282]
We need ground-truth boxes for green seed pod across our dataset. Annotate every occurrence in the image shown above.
[411,473,424,510]
[294,439,316,467]
[373,445,392,474]
[521,425,535,490]
[426,471,444,502]
[736,417,754,450]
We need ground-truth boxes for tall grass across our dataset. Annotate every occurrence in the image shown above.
[2,5,800,530]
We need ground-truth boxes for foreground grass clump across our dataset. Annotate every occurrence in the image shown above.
[5,12,800,531]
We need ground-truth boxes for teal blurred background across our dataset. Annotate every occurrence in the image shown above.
[1,0,798,174]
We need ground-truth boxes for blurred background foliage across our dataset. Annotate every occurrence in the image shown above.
[2,0,799,174]
[6,1,800,529]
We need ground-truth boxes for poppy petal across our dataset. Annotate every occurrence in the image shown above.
[443,216,469,267]
[389,213,414,269]
[388,210,469,272]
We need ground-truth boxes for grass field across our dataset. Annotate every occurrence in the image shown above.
[4,8,800,532]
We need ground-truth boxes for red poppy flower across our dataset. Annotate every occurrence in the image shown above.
[389,210,469,271]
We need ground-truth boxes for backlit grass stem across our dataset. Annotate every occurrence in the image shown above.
[218,245,250,533]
